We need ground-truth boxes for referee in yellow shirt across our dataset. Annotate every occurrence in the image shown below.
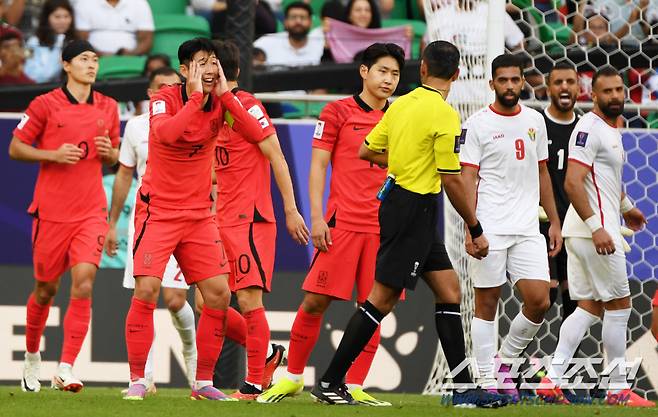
[311,41,507,408]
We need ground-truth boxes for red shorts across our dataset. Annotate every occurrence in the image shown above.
[303,228,379,303]
[653,289,658,307]
[132,197,229,284]
[220,222,276,292]
[32,216,107,282]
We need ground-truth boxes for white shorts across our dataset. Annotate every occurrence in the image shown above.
[565,237,629,302]
[122,209,190,290]
[472,234,550,288]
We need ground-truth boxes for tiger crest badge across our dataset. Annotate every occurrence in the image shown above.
[528,127,537,142]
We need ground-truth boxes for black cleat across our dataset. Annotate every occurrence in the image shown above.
[311,383,357,405]
[452,388,509,408]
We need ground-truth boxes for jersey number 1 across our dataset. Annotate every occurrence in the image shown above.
[515,139,525,160]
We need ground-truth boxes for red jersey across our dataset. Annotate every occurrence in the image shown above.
[13,86,120,222]
[312,95,388,234]
[141,84,264,211]
[215,89,276,227]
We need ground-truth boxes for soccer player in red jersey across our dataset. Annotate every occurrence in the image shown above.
[9,40,120,393]
[211,40,309,400]
[258,43,404,406]
[123,38,264,401]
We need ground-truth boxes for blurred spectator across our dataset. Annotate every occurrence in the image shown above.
[75,0,153,56]
[0,27,34,84]
[1,0,46,38]
[143,53,170,77]
[577,10,617,47]
[24,0,75,83]
[253,1,324,67]
[192,0,276,39]
[320,0,345,62]
[325,18,411,62]
[377,0,394,18]
[573,0,653,45]
[345,0,382,28]
[253,46,266,69]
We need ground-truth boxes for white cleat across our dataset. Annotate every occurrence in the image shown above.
[21,352,41,393]
[183,349,197,389]
[51,364,83,393]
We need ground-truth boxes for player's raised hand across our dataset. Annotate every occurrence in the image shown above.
[52,143,84,164]
[187,59,203,95]
[592,228,615,255]
[547,223,563,257]
[623,207,647,232]
[105,225,119,257]
[311,218,332,252]
[286,210,310,245]
[94,129,112,159]
[213,58,230,96]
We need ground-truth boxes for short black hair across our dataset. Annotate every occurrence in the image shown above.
[422,41,460,80]
[148,66,179,86]
[143,53,171,75]
[592,65,621,89]
[360,42,405,71]
[284,1,312,18]
[177,37,216,66]
[491,54,524,79]
[321,0,345,20]
[214,40,240,82]
[547,60,577,81]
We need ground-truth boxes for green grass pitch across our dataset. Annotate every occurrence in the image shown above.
[0,387,655,417]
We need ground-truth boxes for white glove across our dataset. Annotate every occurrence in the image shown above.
[538,206,549,223]
[621,226,633,253]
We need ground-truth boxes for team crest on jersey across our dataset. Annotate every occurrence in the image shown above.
[152,100,166,115]
[527,127,536,142]
[576,131,589,147]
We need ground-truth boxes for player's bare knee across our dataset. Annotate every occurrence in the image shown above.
[165,295,185,312]
[301,292,331,314]
[134,281,160,303]
[236,287,263,312]
[34,281,58,304]
[71,280,93,299]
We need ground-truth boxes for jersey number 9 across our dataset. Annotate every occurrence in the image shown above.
[515,139,525,160]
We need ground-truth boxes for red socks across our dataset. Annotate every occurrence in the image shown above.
[125,297,155,381]
[196,306,227,381]
[225,306,246,347]
[287,306,323,375]
[244,307,270,386]
[25,293,52,354]
[60,298,92,365]
[345,325,380,386]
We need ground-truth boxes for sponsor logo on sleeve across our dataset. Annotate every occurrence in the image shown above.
[152,100,166,115]
[247,104,265,120]
[313,120,325,139]
[17,113,29,129]
[575,131,589,147]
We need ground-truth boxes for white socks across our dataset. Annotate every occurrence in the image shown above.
[195,380,213,390]
[471,317,496,385]
[170,301,197,354]
[602,308,631,391]
[286,371,303,383]
[144,344,154,383]
[499,312,542,359]
[548,307,599,383]
[267,343,274,358]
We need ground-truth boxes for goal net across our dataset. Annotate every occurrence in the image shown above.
[423,0,658,399]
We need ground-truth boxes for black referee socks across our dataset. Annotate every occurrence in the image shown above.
[435,303,472,385]
[321,301,385,386]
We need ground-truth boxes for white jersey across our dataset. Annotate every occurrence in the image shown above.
[460,104,549,236]
[119,112,149,181]
[562,112,624,240]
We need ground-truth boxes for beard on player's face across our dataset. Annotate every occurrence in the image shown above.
[599,97,624,118]
[495,88,521,108]
[550,90,577,112]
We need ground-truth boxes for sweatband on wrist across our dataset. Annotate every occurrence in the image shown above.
[585,215,603,233]
[468,221,483,239]
[620,196,633,214]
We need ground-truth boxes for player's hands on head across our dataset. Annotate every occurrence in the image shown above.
[105,225,119,257]
[213,59,230,96]
[286,210,310,245]
[547,223,563,257]
[94,129,113,159]
[187,59,203,96]
[592,228,615,255]
[311,218,332,252]
[52,143,84,164]
[623,207,647,232]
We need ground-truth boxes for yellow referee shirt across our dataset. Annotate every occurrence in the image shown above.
[365,85,462,195]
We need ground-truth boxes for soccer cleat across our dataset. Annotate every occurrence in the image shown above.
[256,376,304,403]
[121,382,157,396]
[536,376,570,404]
[452,388,509,408]
[190,385,238,401]
[262,344,286,389]
[606,389,656,407]
[310,383,357,405]
[495,359,519,403]
[230,383,262,401]
[51,365,83,393]
[183,349,197,389]
[348,387,392,406]
[21,352,41,393]
[123,383,147,401]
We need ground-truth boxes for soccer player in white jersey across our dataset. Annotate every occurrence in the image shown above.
[460,54,563,402]
[541,66,654,407]
[105,67,197,392]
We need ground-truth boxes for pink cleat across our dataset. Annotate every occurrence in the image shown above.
[190,385,238,401]
[606,389,655,407]
[123,383,147,401]
[536,376,570,404]
[495,359,519,403]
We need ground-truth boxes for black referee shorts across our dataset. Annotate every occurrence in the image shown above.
[375,185,453,291]
[540,221,568,283]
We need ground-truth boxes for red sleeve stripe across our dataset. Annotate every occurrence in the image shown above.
[119,162,136,169]
[460,162,480,169]
[538,159,548,164]
[568,158,592,168]
[591,164,605,227]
